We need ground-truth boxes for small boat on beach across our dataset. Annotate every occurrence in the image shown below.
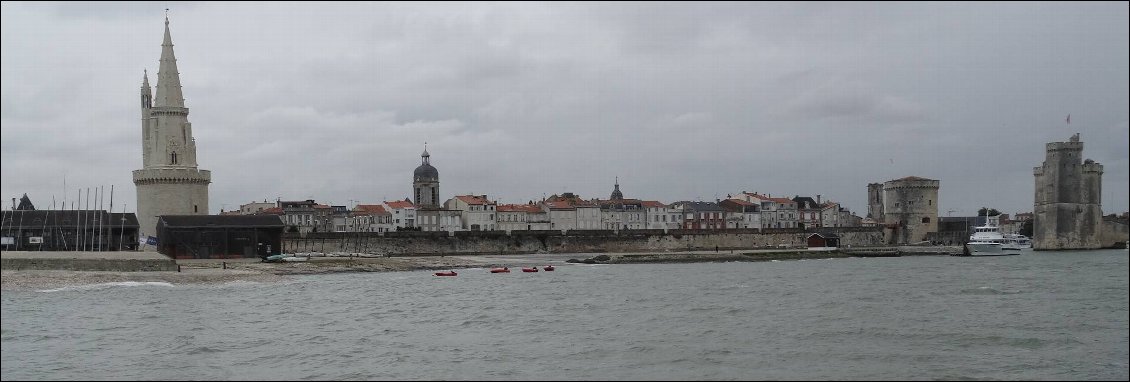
[490,267,510,273]
[434,271,458,277]
[543,265,555,271]
[522,267,539,272]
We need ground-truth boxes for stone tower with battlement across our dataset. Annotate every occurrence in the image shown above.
[133,16,211,237]
[866,182,885,222]
[1033,133,1103,250]
[874,176,939,245]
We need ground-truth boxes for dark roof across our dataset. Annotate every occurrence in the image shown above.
[414,163,439,181]
[807,232,840,239]
[159,215,285,228]
[792,196,819,209]
[16,194,35,210]
[0,210,138,228]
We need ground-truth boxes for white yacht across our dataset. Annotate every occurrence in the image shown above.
[1002,233,1033,251]
[966,216,1021,256]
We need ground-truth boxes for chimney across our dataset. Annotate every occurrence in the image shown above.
[817,194,822,204]
[11,198,15,211]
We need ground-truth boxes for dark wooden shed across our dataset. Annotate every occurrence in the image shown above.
[157,215,284,259]
[807,232,840,248]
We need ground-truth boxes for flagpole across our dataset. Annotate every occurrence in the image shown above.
[99,185,105,251]
[119,203,126,251]
[108,185,114,250]
[74,193,79,252]
[39,196,53,251]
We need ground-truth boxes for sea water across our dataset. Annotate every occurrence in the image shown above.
[2,250,1127,380]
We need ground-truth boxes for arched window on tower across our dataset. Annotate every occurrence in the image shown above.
[170,152,178,165]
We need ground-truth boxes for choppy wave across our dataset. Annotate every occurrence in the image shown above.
[5,250,1128,381]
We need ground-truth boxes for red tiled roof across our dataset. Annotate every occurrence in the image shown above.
[498,204,543,213]
[769,197,795,204]
[723,198,755,206]
[353,204,390,215]
[543,201,575,210]
[894,176,935,182]
[385,200,415,209]
[454,195,495,205]
[258,207,284,215]
[743,192,779,201]
[640,200,667,208]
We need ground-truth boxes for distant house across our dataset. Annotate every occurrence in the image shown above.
[384,199,417,230]
[641,200,680,230]
[445,195,498,231]
[497,204,552,231]
[793,196,821,229]
[719,198,761,229]
[541,192,601,230]
[347,205,393,233]
[156,215,284,259]
[670,201,726,230]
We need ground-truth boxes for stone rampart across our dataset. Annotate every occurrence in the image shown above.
[1,256,178,271]
[1101,218,1129,248]
[281,227,885,255]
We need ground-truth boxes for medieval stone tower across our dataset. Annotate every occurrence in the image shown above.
[413,146,440,209]
[866,182,885,222]
[1033,133,1103,250]
[873,176,939,245]
[133,16,211,237]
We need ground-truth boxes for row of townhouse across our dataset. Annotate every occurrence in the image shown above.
[238,191,860,233]
[251,199,340,233]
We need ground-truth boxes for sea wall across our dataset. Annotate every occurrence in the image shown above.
[0,258,177,271]
[1101,218,1129,248]
[281,227,885,255]
[0,251,178,272]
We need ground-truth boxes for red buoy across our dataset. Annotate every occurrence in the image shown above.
[435,271,458,276]
[490,267,510,273]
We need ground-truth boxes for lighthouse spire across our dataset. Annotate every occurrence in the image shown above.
[154,13,185,107]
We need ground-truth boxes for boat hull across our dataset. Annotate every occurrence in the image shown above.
[968,242,1020,256]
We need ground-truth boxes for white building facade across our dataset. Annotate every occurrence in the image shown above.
[445,195,498,231]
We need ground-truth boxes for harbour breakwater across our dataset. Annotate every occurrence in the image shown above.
[281,227,885,256]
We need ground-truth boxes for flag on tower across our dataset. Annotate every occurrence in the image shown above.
[1066,114,1071,124]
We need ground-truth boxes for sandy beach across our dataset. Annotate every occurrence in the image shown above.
[1,246,960,291]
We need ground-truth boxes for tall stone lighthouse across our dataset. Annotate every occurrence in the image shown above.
[133,16,211,237]
[1033,133,1103,250]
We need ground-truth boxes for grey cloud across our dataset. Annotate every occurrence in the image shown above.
[2,2,1127,217]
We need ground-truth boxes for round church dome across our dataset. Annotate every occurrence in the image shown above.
[414,163,439,181]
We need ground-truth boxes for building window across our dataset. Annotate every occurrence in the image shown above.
[194,205,198,213]
[922,217,930,223]
[170,152,178,164]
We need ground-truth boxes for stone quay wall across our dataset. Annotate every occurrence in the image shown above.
[1101,218,1129,248]
[0,251,178,272]
[281,227,885,256]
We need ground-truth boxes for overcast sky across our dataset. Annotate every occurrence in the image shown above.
[2,2,1127,217]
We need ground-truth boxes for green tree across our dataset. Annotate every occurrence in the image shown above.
[977,207,1001,216]
[1019,220,1033,237]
